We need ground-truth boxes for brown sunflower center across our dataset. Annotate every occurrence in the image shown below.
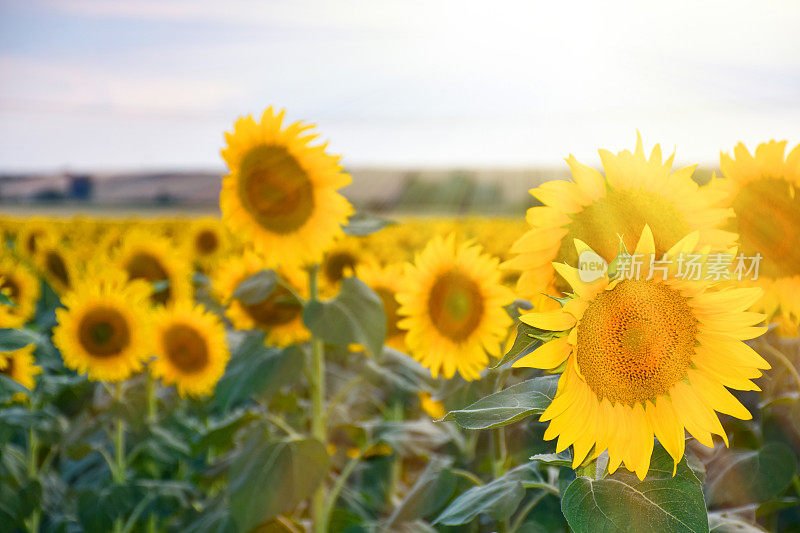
[427,269,484,342]
[237,144,314,234]
[730,177,800,279]
[45,251,70,289]
[242,285,302,328]
[323,251,357,285]
[1,355,15,377]
[576,280,697,405]
[78,307,131,358]
[555,188,690,292]
[125,252,171,305]
[375,286,402,338]
[162,324,209,374]
[25,231,44,255]
[0,276,20,301]
[195,230,219,255]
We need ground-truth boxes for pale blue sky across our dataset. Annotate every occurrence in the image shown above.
[0,0,798,171]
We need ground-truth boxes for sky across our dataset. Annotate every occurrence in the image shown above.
[0,0,798,172]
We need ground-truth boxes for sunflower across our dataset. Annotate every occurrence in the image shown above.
[15,218,50,259]
[187,218,228,269]
[356,261,406,351]
[220,107,353,266]
[151,301,230,398]
[712,140,800,336]
[0,256,41,328]
[33,236,76,294]
[53,272,153,382]
[320,237,367,293]
[212,251,309,347]
[515,225,768,479]
[0,344,41,398]
[114,229,192,306]
[504,134,736,302]
[397,234,514,380]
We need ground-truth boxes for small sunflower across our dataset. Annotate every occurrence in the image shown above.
[151,301,230,398]
[53,273,153,382]
[220,107,353,266]
[114,229,192,306]
[0,344,41,397]
[356,261,406,351]
[505,134,736,300]
[320,237,368,293]
[187,218,228,269]
[15,218,50,259]
[397,234,514,381]
[212,251,309,347]
[712,140,800,336]
[515,225,768,479]
[0,256,41,328]
[34,236,76,294]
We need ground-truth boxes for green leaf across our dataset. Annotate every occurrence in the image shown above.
[0,374,28,399]
[561,444,708,533]
[440,375,558,430]
[384,457,457,527]
[705,442,798,507]
[229,432,329,531]
[0,328,41,352]
[434,463,541,525]
[492,323,542,368]
[531,451,573,468]
[342,212,396,236]
[231,269,277,305]
[214,336,303,412]
[303,277,386,356]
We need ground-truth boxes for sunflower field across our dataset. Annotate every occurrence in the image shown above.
[1,108,799,533]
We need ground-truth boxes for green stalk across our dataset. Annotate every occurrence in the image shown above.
[308,265,327,533]
[112,384,127,533]
[27,425,41,533]
[146,372,157,424]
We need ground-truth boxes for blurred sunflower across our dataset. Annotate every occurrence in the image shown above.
[0,256,41,328]
[516,226,768,479]
[713,140,800,336]
[397,234,514,380]
[114,229,192,306]
[504,134,736,301]
[151,301,229,398]
[53,273,153,382]
[16,218,50,258]
[212,251,309,347]
[356,261,406,351]
[220,107,353,266]
[0,344,41,398]
[320,237,366,292]
[34,236,76,294]
[187,218,228,269]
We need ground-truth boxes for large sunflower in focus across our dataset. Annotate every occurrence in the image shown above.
[114,229,192,306]
[516,226,768,479]
[505,135,736,301]
[397,235,514,380]
[53,273,153,382]
[212,251,309,347]
[0,257,40,328]
[220,107,353,266]
[713,140,800,336]
[151,301,230,398]
[1,344,41,397]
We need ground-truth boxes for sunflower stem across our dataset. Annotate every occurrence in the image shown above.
[26,424,41,533]
[112,383,126,485]
[308,265,328,533]
[146,372,157,424]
